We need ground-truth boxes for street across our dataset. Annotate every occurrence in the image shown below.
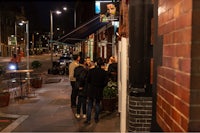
[0,54,120,132]
[0,54,60,74]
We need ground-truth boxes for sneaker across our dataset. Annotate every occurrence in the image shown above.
[82,114,86,119]
[75,114,80,118]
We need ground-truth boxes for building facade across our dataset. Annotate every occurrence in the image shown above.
[118,0,200,132]
[0,3,26,57]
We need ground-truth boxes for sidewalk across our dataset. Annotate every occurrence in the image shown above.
[0,74,120,132]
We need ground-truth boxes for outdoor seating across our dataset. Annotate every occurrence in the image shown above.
[6,78,28,101]
[25,77,36,97]
[6,79,19,100]
[5,69,35,101]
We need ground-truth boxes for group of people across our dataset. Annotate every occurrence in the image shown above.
[68,55,117,124]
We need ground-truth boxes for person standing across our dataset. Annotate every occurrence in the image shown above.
[85,56,94,70]
[10,53,19,70]
[74,58,88,119]
[107,56,117,82]
[84,57,108,124]
[105,56,115,71]
[69,54,80,108]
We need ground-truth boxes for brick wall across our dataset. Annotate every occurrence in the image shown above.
[119,0,129,37]
[156,0,192,131]
[129,96,152,132]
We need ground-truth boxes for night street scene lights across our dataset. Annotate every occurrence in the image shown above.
[50,7,66,68]
[14,20,25,55]
[19,20,31,91]
[14,21,18,54]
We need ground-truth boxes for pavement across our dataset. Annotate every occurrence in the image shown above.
[0,74,120,132]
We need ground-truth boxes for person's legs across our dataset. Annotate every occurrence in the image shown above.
[16,63,19,70]
[75,96,81,118]
[76,96,81,114]
[85,98,93,123]
[82,96,87,115]
[70,81,78,107]
[94,98,101,122]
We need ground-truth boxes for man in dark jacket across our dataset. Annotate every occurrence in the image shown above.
[84,57,108,124]
[74,58,87,119]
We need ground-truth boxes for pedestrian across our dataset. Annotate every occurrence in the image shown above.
[105,56,115,71]
[10,53,19,70]
[85,56,94,70]
[107,56,117,82]
[74,58,88,119]
[69,54,80,108]
[84,57,108,124]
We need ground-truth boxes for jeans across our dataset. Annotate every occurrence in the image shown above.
[77,96,87,114]
[70,81,78,107]
[86,97,100,122]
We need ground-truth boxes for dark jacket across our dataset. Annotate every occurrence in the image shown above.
[87,66,108,99]
[74,65,88,96]
[108,62,117,81]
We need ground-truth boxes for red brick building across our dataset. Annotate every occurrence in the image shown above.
[155,0,199,131]
[119,0,200,132]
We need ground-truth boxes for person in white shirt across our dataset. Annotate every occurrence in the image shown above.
[69,54,80,108]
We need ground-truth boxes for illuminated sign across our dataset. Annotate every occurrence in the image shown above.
[95,0,112,14]
[8,36,17,45]
[99,2,119,22]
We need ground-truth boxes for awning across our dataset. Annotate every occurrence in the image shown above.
[57,15,109,45]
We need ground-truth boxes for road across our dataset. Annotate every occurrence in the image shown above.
[0,54,60,73]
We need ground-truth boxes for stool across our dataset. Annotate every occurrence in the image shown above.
[7,79,18,88]
[20,79,28,97]
[7,79,19,100]
[25,78,36,97]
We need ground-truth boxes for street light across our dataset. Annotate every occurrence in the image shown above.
[19,20,30,90]
[50,7,66,67]
[15,21,26,55]
[15,21,18,54]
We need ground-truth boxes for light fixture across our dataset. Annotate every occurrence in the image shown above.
[63,7,67,11]
[56,10,62,14]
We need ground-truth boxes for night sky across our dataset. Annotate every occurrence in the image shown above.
[2,1,75,34]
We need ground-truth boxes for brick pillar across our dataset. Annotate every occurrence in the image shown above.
[128,0,153,132]
[129,96,152,132]
[129,0,145,89]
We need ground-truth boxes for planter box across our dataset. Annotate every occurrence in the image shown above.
[30,77,43,88]
[102,97,117,112]
[0,92,10,107]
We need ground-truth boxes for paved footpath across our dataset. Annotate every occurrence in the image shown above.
[0,74,120,132]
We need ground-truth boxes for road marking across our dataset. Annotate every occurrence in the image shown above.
[1,115,29,132]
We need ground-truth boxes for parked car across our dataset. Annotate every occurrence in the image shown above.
[62,53,71,57]
[59,56,72,65]
[56,56,73,75]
